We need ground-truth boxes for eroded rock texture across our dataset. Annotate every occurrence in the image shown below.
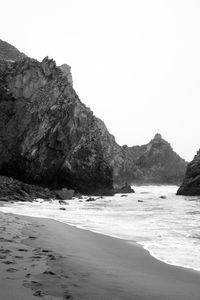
[0,56,113,194]
[177,150,200,195]
[126,134,187,185]
[0,40,187,196]
[97,120,187,186]
[0,39,26,61]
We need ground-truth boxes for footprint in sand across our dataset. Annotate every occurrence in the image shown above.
[24,280,43,288]
[0,237,13,242]
[33,290,44,297]
[18,248,29,252]
[43,270,56,275]
[14,255,24,259]
[29,236,37,240]
[63,294,73,299]
[42,249,52,253]
[62,274,70,279]
[2,261,16,265]
[0,249,11,254]
[6,268,18,273]
[31,280,43,287]
[31,255,42,260]
[13,235,20,239]
[47,254,56,260]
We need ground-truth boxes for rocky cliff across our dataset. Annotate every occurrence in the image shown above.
[128,134,187,185]
[177,150,200,195]
[0,39,26,61]
[96,123,187,186]
[0,55,113,194]
[0,40,187,196]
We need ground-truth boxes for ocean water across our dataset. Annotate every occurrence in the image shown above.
[0,185,200,272]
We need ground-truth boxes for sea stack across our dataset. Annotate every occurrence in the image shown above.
[177,150,200,195]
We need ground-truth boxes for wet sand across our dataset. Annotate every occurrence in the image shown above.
[0,210,200,299]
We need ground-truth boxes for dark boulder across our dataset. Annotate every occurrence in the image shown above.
[114,184,135,194]
[177,150,200,195]
[86,197,96,202]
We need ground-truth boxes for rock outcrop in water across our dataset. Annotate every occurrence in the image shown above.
[0,40,187,197]
[126,133,187,185]
[97,120,187,186]
[177,150,200,195]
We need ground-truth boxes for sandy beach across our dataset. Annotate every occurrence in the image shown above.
[0,210,200,300]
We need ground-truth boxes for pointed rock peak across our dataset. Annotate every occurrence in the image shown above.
[153,133,162,140]
[150,133,169,146]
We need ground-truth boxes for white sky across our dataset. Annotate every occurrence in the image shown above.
[1,0,200,161]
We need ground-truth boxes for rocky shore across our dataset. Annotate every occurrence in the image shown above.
[177,150,200,195]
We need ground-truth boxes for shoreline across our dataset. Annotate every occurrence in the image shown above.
[2,209,200,274]
[52,220,200,274]
[0,211,200,299]
[1,197,200,274]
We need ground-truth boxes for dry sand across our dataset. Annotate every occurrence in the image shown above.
[0,210,200,299]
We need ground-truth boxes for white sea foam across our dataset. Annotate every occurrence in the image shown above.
[1,185,200,272]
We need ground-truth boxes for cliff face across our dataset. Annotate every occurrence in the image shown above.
[0,56,113,194]
[96,119,187,186]
[0,40,187,195]
[177,150,200,195]
[128,134,187,185]
[0,39,26,61]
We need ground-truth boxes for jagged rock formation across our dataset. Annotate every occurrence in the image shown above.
[0,39,26,61]
[59,64,73,85]
[97,120,187,186]
[177,150,200,195]
[0,55,113,194]
[0,40,187,197]
[126,134,187,185]
[0,176,57,202]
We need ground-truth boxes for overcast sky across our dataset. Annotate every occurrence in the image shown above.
[1,0,200,161]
